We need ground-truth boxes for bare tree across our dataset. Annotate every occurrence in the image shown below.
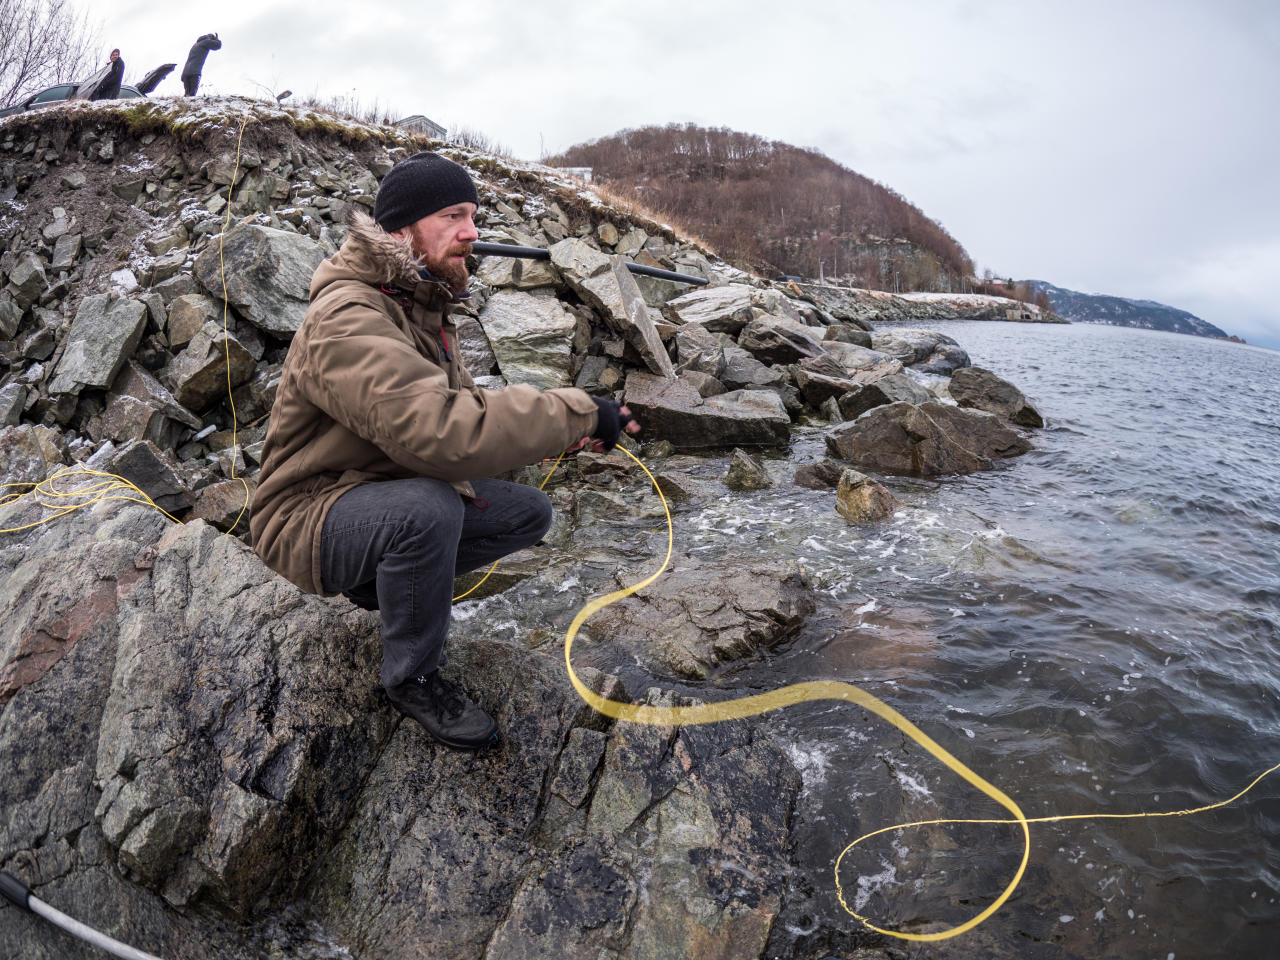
[0,0,100,107]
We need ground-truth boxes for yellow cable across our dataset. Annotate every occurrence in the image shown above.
[555,445,1276,943]
[217,110,254,535]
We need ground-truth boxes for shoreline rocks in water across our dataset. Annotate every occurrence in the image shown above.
[0,97,1047,959]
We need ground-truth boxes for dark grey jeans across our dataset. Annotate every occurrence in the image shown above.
[320,477,553,688]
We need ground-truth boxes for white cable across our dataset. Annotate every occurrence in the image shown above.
[28,895,167,960]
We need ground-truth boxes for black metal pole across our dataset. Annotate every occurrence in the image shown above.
[471,241,708,287]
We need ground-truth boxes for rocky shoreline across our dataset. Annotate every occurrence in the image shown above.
[1,97,1045,959]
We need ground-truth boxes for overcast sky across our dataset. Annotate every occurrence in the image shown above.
[99,0,1279,348]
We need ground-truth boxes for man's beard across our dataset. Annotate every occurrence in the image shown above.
[422,244,472,293]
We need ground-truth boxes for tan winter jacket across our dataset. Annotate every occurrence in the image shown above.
[250,212,599,595]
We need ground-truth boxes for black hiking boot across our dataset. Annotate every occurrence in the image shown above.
[386,671,498,750]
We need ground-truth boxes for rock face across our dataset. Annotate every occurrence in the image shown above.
[0,498,801,960]
[193,223,325,336]
[826,400,1033,476]
[949,365,1044,427]
[624,373,790,451]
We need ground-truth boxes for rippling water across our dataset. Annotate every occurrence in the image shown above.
[465,322,1280,958]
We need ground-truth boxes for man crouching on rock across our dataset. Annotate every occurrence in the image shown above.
[250,152,638,749]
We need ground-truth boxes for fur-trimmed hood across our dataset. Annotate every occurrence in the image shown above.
[338,209,430,288]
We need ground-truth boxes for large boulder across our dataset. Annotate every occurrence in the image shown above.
[478,290,578,389]
[549,238,674,378]
[5,250,46,310]
[836,371,932,420]
[624,372,790,451]
[736,315,826,366]
[870,328,970,375]
[826,400,1033,476]
[47,294,148,396]
[193,223,325,336]
[949,365,1044,427]
[0,501,396,956]
[662,284,755,333]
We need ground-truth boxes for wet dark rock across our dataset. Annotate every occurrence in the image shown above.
[793,457,845,489]
[624,372,790,451]
[949,365,1044,427]
[826,400,1033,476]
[582,554,815,680]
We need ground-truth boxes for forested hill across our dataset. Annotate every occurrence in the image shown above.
[1028,280,1232,340]
[546,123,973,292]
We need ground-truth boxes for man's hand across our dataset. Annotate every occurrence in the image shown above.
[575,397,640,453]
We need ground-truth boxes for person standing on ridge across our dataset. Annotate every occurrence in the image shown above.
[250,151,639,751]
[180,33,221,95]
[88,49,124,101]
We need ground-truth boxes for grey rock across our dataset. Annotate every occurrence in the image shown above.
[0,382,26,425]
[166,293,222,350]
[662,284,755,334]
[678,369,727,397]
[724,447,771,491]
[822,341,902,377]
[48,295,148,396]
[230,362,283,423]
[549,238,674,378]
[478,291,578,389]
[84,361,202,448]
[6,251,46,310]
[473,252,559,290]
[949,365,1044,427]
[51,233,82,271]
[835,468,899,523]
[0,293,20,339]
[624,372,790,451]
[0,424,69,484]
[674,322,727,378]
[737,315,826,366]
[826,400,1033,476]
[193,224,325,336]
[719,345,786,392]
[871,328,971,375]
[163,321,255,411]
[453,314,499,380]
[794,457,845,489]
[84,440,193,513]
[822,323,873,348]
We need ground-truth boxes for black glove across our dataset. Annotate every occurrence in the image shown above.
[590,397,632,451]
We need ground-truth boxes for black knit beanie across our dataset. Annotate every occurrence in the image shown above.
[373,152,479,232]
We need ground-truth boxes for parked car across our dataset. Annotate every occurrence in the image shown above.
[0,64,173,118]
[0,83,143,118]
